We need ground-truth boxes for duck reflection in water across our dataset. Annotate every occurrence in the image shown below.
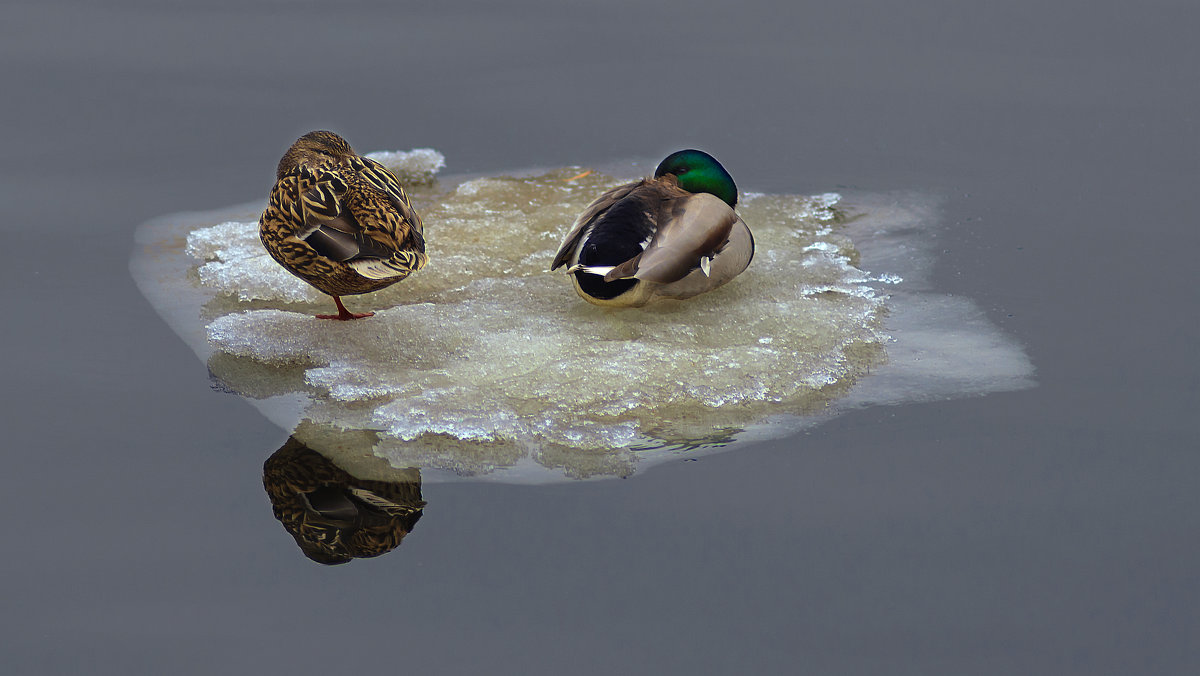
[263,437,425,565]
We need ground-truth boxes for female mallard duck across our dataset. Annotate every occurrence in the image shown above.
[550,149,753,307]
[259,130,427,320]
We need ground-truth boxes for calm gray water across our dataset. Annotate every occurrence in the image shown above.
[4,1,1198,674]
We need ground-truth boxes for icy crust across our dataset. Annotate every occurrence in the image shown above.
[363,149,445,185]
[190,168,895,475]
[188,220,320,303]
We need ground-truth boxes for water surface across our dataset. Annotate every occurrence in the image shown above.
[4,1,1198,674]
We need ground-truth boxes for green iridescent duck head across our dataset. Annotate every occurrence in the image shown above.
[654,149,738,208]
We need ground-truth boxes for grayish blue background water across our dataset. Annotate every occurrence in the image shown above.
[3,1,1197,673]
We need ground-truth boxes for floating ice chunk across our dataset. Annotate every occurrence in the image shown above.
[132,165,1034,482]
[189,173,889,455]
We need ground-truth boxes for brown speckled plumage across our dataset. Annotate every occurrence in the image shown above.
[259,131,428,318]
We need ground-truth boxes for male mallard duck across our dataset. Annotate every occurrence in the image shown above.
[550,149,753,307]
[259,131,427,320]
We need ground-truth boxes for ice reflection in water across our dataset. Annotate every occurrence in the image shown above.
[131,151,1033,482]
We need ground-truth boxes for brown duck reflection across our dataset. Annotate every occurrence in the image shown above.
[263,437,425,565]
